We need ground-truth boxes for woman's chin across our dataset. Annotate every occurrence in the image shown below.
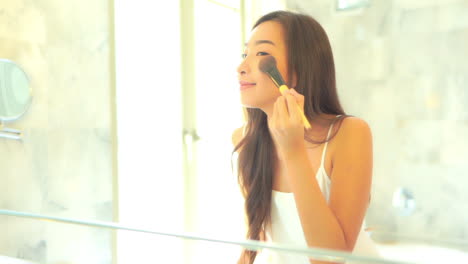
[241,98,275,112]
[240,96,256,108]
[240,98,262,108]
[240,102,257,108]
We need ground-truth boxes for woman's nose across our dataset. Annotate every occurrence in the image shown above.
[237,58,249,76]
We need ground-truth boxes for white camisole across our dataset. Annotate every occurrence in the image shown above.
[254,119,381,264]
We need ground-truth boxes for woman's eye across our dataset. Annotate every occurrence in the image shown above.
[241,52,269,59]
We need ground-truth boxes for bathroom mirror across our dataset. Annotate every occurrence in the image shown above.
[0,59,32,122]
[0,59,32,140]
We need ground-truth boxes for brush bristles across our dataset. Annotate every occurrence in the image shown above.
[259,56,286,87]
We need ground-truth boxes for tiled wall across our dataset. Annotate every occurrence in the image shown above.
[0,0,114,263]
[286,0,468,241]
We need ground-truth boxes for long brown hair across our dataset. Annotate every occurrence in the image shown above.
[234,11,346,264]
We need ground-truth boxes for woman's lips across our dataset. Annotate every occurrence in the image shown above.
[239,81,256,91]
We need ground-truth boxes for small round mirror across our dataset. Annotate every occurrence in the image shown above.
[0,59,32,122]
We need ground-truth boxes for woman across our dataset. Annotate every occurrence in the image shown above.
[233,10,380,264]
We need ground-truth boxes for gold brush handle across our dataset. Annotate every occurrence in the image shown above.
[279,85,312,129]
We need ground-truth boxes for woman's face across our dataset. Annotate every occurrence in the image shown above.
[237,21,290,110]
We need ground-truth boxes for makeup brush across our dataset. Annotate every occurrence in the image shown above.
[259,56,311,129]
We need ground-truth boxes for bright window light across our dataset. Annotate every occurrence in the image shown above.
[190,0,245,263]
[114,1,184,263]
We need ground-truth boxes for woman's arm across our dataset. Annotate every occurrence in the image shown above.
[286,118,372,254]
[285,118,372,242]
[270,91,372,263]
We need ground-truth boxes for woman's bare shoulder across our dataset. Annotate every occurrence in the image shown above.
[328,116,373,181]
[333,116,372,149]
[338,116,371,136]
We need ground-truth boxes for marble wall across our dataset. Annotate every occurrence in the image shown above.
[0,0,114,263]
[286,0,468,242]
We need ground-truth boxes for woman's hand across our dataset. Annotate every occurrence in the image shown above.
[268,88,307,157]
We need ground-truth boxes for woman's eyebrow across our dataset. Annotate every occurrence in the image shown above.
[244,40,276,47]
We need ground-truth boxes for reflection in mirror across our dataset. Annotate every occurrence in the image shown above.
[0,59,32,140]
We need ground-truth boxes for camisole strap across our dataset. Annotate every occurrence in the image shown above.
[319,115,342,167]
